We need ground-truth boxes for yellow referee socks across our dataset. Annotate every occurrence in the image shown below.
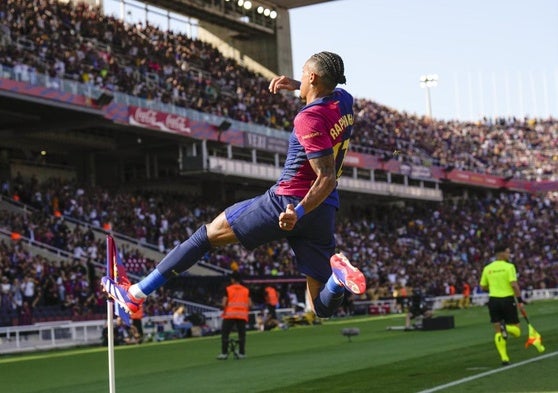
[506,325,520,338]
[495,332,509,363]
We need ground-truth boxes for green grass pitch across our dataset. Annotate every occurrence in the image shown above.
[1,300,556,393]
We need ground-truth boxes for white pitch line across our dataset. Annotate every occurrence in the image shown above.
[417,351,558,393]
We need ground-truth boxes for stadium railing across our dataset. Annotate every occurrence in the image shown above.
[353,288,558,316]
[0,227,83,266]
[0,319,104,354]
[2,290,555,355]
[0,64,287,139]
[0,307,294,354]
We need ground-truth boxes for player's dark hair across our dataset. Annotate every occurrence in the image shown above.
[230,271,242,282]
[310,51,346,89]
[494,242,509,254]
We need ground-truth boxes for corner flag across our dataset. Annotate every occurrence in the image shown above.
[106,235,132,393]
[106,235,130,326]
[525,324,545,353]
[519,304,545,353]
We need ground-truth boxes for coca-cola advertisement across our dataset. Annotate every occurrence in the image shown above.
[129,106,191,135]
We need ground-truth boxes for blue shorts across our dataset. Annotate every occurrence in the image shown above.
[225,190,336,283]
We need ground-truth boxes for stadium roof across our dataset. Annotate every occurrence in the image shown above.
[260,0,334,9]
[147,0,334,11]
[143,0,334,35]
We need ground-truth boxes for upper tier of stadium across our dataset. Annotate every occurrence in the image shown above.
[0,0,556,184]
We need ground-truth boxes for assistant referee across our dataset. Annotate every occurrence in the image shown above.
[480,242,523,365]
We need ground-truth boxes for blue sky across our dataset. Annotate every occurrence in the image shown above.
[289,0,558,121]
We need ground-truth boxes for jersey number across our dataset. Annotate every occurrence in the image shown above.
[332,138,350,179]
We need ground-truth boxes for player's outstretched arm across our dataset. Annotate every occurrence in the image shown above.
[269,75,300,94]
[278,155,336,231]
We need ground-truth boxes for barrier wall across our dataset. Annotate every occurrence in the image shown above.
[1,289,556,354]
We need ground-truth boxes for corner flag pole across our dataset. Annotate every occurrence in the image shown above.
[518,303,530,324]
[106,235,116,393]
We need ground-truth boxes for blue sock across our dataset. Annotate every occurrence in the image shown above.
[314,279,345,318]
[158,225,211,276]
[138,269,166,296]
[325,275,344,295]
[138,225,211,295]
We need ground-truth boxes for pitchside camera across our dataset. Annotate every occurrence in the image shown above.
[341,327,360,342]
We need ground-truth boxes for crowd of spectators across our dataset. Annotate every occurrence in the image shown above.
[1,0,557,180]
[0,0,557,327]
[1,174,556,327]
[0,229,186,327]
[352,99,558,180]
[0,236,103,326]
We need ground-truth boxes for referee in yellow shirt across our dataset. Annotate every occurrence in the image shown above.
[480,242,523,366]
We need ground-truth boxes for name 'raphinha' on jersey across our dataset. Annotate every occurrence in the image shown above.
[329,113,354,139]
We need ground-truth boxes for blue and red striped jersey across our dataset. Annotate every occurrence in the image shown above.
[272,88,354,209]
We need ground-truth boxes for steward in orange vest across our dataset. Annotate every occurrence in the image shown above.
[264,285,279,320]
[218,272,252,360]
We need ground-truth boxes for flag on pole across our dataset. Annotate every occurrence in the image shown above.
[106,235,130,326]
[518,303,545,354]
[525,324,545,353]
[105,235,117,393]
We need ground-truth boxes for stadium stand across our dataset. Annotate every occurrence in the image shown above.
[1,176,556,328]
[0,0,556,179]
[0,1,556,342]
